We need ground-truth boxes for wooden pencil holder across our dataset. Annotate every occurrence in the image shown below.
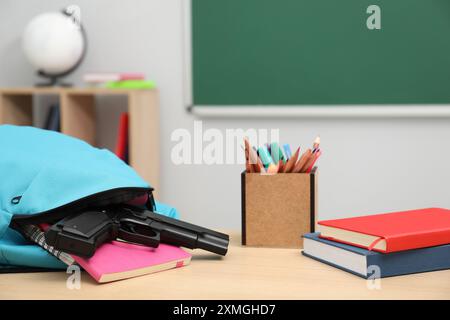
[241,167,318,248]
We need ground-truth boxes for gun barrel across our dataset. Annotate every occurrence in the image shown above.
[150,221,229,256]
[197,233,229,256]
[141,211,230,255]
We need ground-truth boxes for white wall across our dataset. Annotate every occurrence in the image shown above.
[1,0,449,228]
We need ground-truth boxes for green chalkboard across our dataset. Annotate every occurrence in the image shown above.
[192,0,450,105]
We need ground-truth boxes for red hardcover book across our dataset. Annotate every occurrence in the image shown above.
[115,113,129,162]
[317,208,450,253]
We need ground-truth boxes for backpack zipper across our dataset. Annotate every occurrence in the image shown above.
[11,187,152,226]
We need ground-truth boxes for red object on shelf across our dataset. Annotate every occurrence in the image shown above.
[115,113,129,163]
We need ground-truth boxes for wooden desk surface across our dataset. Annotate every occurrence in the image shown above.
[1,233,449,300]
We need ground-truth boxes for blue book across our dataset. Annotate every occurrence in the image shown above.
[302,233,450,279]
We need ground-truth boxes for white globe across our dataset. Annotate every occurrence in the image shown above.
[22,12,84,75]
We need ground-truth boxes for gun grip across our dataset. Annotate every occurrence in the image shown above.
[118,226,160,248]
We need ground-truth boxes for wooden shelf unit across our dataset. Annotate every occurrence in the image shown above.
[0,87,159,194]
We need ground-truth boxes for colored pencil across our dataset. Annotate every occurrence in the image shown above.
[293,149,312,173]
[312,136,320,153]
[300,150,317,173]
[243,139,253,173]
[306,150,322,173]
[282,147,300,173]
[277,159,284,173]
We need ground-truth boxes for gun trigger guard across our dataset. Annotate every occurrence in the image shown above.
[118,227,160,248]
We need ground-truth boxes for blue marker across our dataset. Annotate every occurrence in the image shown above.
[270,142,285,163]
[283,144,292,160]
[265,143,271,155]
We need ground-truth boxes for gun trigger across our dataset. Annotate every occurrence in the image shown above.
[118,227,160,248]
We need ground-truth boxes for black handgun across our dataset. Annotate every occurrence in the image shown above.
[44,205,229,257]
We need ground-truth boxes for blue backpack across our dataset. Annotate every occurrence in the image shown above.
[0,125,178,271]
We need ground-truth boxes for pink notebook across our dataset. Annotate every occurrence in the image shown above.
[73,241,191,283]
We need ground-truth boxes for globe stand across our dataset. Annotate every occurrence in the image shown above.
[35,71,73,87]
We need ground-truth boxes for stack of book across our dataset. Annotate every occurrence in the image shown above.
[302,208,450,278]
[83,72,156,89]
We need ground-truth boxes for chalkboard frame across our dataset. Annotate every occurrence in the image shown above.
[183,0,450,117]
